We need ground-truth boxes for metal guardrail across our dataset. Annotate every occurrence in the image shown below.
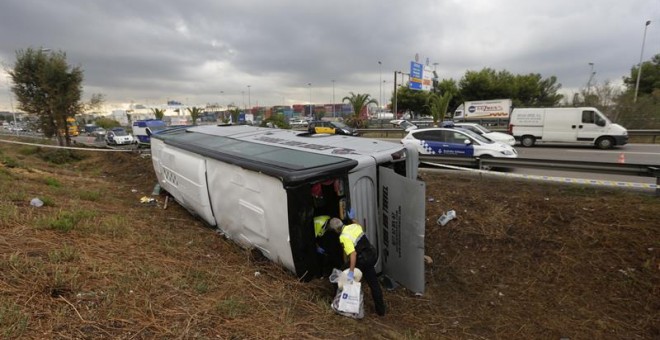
[357,128,660,141]
[419,155,660,196]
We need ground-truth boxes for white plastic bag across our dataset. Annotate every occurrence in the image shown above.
[329,268,362,289]
[337,282,361,314]
[30,198,44,207]
[331,285,364,319]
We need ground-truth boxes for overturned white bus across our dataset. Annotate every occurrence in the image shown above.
[150,125,426,294]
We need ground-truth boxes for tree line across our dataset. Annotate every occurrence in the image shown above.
[394,54,660,129]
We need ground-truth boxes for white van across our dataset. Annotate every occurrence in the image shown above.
[150,125,426,294]
[508,107,628,149]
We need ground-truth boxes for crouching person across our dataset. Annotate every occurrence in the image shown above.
[328,218,386,316]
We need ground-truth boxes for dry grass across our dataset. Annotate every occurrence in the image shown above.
[0,141,658,339]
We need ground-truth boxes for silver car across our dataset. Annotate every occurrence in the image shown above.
[452,122,515,146]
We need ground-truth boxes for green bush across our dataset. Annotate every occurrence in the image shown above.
[38,149,85,165]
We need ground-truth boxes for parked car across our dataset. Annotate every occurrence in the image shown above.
[105,127,136,145]
[289,119,309,128]
[86,126,106,136]
[390,119,419,132]
[401,127,518,159]
[452,122,515,146]
[308,121,359,136]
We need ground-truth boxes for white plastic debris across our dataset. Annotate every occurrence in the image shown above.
[437,210,457,226]
[30,198,44,207]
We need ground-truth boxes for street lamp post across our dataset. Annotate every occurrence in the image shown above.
[219,91,225,121]
[393,71,398,118]
[247,85,251,112]
[378,61,382,111]
[634,20,652,103]
[308,83,312,118]
[586,62,596,100]
[332,80,336,117]
[9,93,18,137]
[383,80,387,110]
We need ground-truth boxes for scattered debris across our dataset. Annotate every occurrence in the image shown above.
[131,189,138,193]
[140,196,156,204]
[437,210,457,226]
[152,183,161,196]
[424,255,433,264]
[30,198,44,207]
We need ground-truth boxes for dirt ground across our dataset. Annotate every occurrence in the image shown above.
[0,141,658,339]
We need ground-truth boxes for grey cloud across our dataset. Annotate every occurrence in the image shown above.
[0,0,658,110]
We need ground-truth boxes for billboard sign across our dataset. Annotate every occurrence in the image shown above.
[422,65,433,91]
[409,61,423,90]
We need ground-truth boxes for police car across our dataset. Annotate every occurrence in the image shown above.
[105,127,136,146]
[401,126,518,158]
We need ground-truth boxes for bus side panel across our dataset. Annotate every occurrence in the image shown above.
[347,163,379,270]
[379,166,426,295]
[205,158,296,273]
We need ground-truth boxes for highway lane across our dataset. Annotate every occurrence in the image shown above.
[514,144,660,165]
[508,144,660,186]
[378,136,660,186]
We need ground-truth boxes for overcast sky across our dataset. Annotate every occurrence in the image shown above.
[1,0,659,112]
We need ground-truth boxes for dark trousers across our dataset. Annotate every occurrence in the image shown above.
[356,254,386,316]
[317,233,343,277]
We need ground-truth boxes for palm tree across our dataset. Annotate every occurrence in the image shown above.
[187,107,203,125]
[151,108,165,120]
[342,92,377,128]
[426,92,453,127]
[229,107,241,124]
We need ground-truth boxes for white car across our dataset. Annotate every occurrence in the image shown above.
[390,119,418,132]
[289,119,309,128]
[401,127,518,159]
[105,127,136,145]
[452,122,515,146]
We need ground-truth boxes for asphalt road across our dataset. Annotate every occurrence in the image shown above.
[514,144,660,165]
[378,136,660,186]
[509,144,660,186]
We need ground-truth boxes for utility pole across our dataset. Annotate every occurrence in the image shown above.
[634,20,651,103]
[393,71,398,118]
[332,80,336,117]
[378,61,382,111]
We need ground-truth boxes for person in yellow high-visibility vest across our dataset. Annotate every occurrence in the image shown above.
[328,217,386,316]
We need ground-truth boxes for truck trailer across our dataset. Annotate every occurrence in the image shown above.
[453,99,512,121]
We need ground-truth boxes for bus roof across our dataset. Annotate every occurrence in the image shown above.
[152,125,405,185]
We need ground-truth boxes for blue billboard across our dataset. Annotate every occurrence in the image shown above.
[409,61,423,90]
